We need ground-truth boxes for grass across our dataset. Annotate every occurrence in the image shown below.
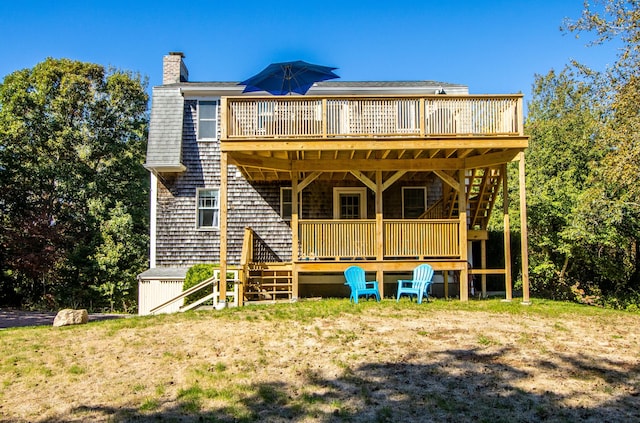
[1,298,639,422]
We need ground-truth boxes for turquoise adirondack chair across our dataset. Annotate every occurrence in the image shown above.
[396,264,434,304]
[344,266,381,304]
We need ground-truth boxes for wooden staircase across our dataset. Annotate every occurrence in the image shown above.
[441,167,503,230]
[244,263,294,304]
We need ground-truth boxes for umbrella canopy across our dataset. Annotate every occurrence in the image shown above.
[239,60,339,95]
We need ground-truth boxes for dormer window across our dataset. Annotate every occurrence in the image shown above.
[198,100,219,140]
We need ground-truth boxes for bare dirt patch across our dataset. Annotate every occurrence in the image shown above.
[1,300,639,422]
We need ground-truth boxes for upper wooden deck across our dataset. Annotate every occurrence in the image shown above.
[220,94,527,182]
[221,94,524,142]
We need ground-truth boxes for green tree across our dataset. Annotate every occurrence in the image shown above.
[565,0,640,297]
[0,58,149,310]
[522,0,640,306]
[525,68,605,299]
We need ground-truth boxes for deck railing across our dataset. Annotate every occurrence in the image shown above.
[300,220,376,259]
[223,95,523,139]
[299,219,460,260]
[384,219,459,258]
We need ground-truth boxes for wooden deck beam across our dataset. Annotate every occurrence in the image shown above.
[221,138,529,153]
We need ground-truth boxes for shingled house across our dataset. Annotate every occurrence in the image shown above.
[137,52,530,315]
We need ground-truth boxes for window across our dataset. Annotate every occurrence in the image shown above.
[280,187,292,220]
[402,187,427,218]
[198,100,219,140]
[197,188,219,228]
[333,188,367,219]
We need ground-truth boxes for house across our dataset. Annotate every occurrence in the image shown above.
[137,52,530,315]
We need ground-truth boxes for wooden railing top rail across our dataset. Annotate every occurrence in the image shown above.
[224,94,525,100]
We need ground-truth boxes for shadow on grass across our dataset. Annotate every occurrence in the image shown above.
[65,345,640,423]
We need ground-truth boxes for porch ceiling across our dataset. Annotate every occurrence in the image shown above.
[223,139,527,182]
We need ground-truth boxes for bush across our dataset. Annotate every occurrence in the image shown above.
[183,264,218,305]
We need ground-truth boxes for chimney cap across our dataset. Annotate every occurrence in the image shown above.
[168,51,185,58]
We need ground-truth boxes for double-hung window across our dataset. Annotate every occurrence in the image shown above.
[198,100,219,140]
[280,187,293,220]
[197,188,219,228]
[402,187,427,218]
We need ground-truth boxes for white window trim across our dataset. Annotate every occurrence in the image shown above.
[280,187,292,221]
[402,186,427,219]
[196,187,220,230]
[333,187,367,219]
[196,98,220,141]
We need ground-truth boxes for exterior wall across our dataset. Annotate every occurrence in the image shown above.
[138,279,184,315]
[383,173,443,218]
[155,100,292,267]
[300,174,443,219]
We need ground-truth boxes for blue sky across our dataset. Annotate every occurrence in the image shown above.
[0,1,620,110]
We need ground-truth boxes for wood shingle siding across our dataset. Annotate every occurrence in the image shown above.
[155,100,292,268]
[145,88,186,172]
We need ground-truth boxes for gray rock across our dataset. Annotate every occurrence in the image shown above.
[53,309,89,327]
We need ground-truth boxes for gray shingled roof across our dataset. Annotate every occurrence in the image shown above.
[137,267,189,280]
[173,80,469,95]
[145,87,186,172]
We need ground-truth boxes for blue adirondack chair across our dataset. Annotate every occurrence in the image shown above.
[344,266,381,304]
[396,264,434,304]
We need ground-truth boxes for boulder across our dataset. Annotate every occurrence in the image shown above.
[53,309,88,327]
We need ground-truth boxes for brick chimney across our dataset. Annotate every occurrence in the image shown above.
[163,52,188,84]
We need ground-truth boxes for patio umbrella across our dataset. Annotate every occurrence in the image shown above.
[239,60,339,95]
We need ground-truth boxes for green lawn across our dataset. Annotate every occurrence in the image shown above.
[1,299,638,422]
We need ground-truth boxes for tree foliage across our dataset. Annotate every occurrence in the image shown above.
[525,0,640,307]
[0,58,149,311]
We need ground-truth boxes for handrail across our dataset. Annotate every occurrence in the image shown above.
[149,275,217,315]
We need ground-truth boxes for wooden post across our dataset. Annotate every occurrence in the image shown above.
[322,98,328,138]
[220,97,228,140]
[419,98,426,137]
[291,174,299,299]
[443,271,449,299]
[458,170,469,301]
[481,239,487,298]
[219,152,228,303]
[503,163,512,301]
[518,152,531,304]
[375,170,384,298]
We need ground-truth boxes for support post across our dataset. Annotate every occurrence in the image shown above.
[481,239,487,298]
[503,164,512,301]
[219,152,228,303]
[375,170,384,298]
[458,170,469,301]
[291,174,299,299]
[518,152,531,304]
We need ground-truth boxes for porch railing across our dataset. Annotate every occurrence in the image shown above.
[300,220,376,259]
[223,95,523,139]
[384,219,459,258]
[299,219,460,260]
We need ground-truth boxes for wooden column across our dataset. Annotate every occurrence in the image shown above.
[375,170,384,298]
[458,170,469,301]
[219,152,228,302]
[481,239,487,298]
[503,163,513,301]
[518,153,531,304]
[291,174,299,299]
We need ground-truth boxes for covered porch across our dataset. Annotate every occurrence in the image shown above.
[218,94,530,302]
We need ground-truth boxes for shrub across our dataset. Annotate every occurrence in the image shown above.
[183,264,218,304]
